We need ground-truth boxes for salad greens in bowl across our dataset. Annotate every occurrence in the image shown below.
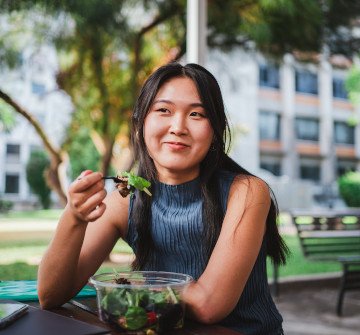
[89,271,193,334]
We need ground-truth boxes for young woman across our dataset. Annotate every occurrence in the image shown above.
[38,62,288,335]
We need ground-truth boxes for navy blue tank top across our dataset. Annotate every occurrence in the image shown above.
[126,170,283,335]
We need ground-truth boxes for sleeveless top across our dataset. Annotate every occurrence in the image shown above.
[126,170,283,335]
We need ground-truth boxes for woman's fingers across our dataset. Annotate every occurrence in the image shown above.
[77,188,107,217]
[86,202,107,222]
[68,171,107,222]
[71,171,103,193]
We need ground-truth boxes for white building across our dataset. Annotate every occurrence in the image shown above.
[0,45,72,208]
[208,49,359,210]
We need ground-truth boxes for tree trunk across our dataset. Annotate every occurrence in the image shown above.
[0,89,67,206]
[100,138,115,176]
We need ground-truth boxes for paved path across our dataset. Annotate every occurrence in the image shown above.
[276,282,360,334]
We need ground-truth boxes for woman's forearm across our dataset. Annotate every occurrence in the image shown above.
[37,207,88,309]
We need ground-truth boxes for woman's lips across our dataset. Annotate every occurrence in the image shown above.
[164,142,190,150]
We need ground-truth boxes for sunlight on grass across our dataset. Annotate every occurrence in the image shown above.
[0,262,131,281]
[267,235,341,278]
[0,209,63,221]
[0,237,134,280]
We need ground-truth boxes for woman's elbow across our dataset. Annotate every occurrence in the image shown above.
[38,285,70,310]
[187,301,226,325]
[38,293,58,310]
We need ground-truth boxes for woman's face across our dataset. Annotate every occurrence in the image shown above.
[143,76,214,183]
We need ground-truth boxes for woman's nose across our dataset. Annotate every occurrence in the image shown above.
[169,115,188,135]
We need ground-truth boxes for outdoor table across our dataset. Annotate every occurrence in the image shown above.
[27,297,242,335]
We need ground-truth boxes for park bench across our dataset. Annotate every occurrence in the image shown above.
[289,209,360,316]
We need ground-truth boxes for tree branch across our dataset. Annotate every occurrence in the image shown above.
[0,89,60,159]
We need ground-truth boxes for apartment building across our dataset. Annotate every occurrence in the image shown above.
[257,53,359,184]
[209,49,359,209]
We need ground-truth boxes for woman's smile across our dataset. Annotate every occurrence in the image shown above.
[164,141,190,151]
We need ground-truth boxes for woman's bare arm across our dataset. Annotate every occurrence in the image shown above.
[38,171,129,309]
[183,175,270,323]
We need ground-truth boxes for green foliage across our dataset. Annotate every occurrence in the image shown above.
[64,126,101,179]
[26,150,52,209]
[0,101,16,132]
[337,171,360,207]
[0,198,13,213]
[207,0,360,57]
[346,66,360,106]
[0,262,38,280]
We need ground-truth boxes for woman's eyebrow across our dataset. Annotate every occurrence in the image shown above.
[153,99,205,108]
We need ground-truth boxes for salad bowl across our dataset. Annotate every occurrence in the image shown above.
[89,271,193,334]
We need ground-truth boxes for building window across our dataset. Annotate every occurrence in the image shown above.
[333,78,348,99]
[295,117,319,141]
[259,111,281,140]
[259,64,280,88]
[295,70,318,94]
[334,121,355,145]
[337,159,356,177]
[300,165,320,182]
[31,82,46,96]
[260,162,281,176]
[6,144,21,162]
[6,144,20,155]
[5,174,20,194]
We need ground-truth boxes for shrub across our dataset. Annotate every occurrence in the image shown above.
[0,198,13,213]
[337,171,360,207]
[26,150,52,209]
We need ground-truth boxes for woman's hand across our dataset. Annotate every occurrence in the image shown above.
[67,170,107,223]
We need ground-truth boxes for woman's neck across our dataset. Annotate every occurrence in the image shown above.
[156,166,200,185]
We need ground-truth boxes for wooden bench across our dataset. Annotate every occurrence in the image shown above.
[289,209,360,315]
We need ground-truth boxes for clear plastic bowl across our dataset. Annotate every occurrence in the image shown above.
[89,271,193,334]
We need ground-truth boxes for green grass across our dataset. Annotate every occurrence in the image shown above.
[0,238,133,280]
[267,235,340,279]
[0,262,131,281]
[0,209,63,221]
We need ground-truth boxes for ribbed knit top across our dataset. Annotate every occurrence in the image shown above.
[126,170,283,335]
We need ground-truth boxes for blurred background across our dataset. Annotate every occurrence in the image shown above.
[1,1,360,333]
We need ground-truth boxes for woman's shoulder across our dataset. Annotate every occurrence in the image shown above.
[214,170,267,212]
[230,173,271,207]
[218,169,268,189]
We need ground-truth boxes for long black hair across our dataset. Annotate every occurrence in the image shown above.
[131,62,288,270]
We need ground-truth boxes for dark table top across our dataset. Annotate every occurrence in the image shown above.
[28,298,242,335]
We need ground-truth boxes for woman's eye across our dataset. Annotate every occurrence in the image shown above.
[190,111,206,118]
[156,108,170,113]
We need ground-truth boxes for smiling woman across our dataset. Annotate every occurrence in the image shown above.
[37,63,288,335]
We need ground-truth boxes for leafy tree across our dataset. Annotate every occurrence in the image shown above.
[26,150,52,209]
